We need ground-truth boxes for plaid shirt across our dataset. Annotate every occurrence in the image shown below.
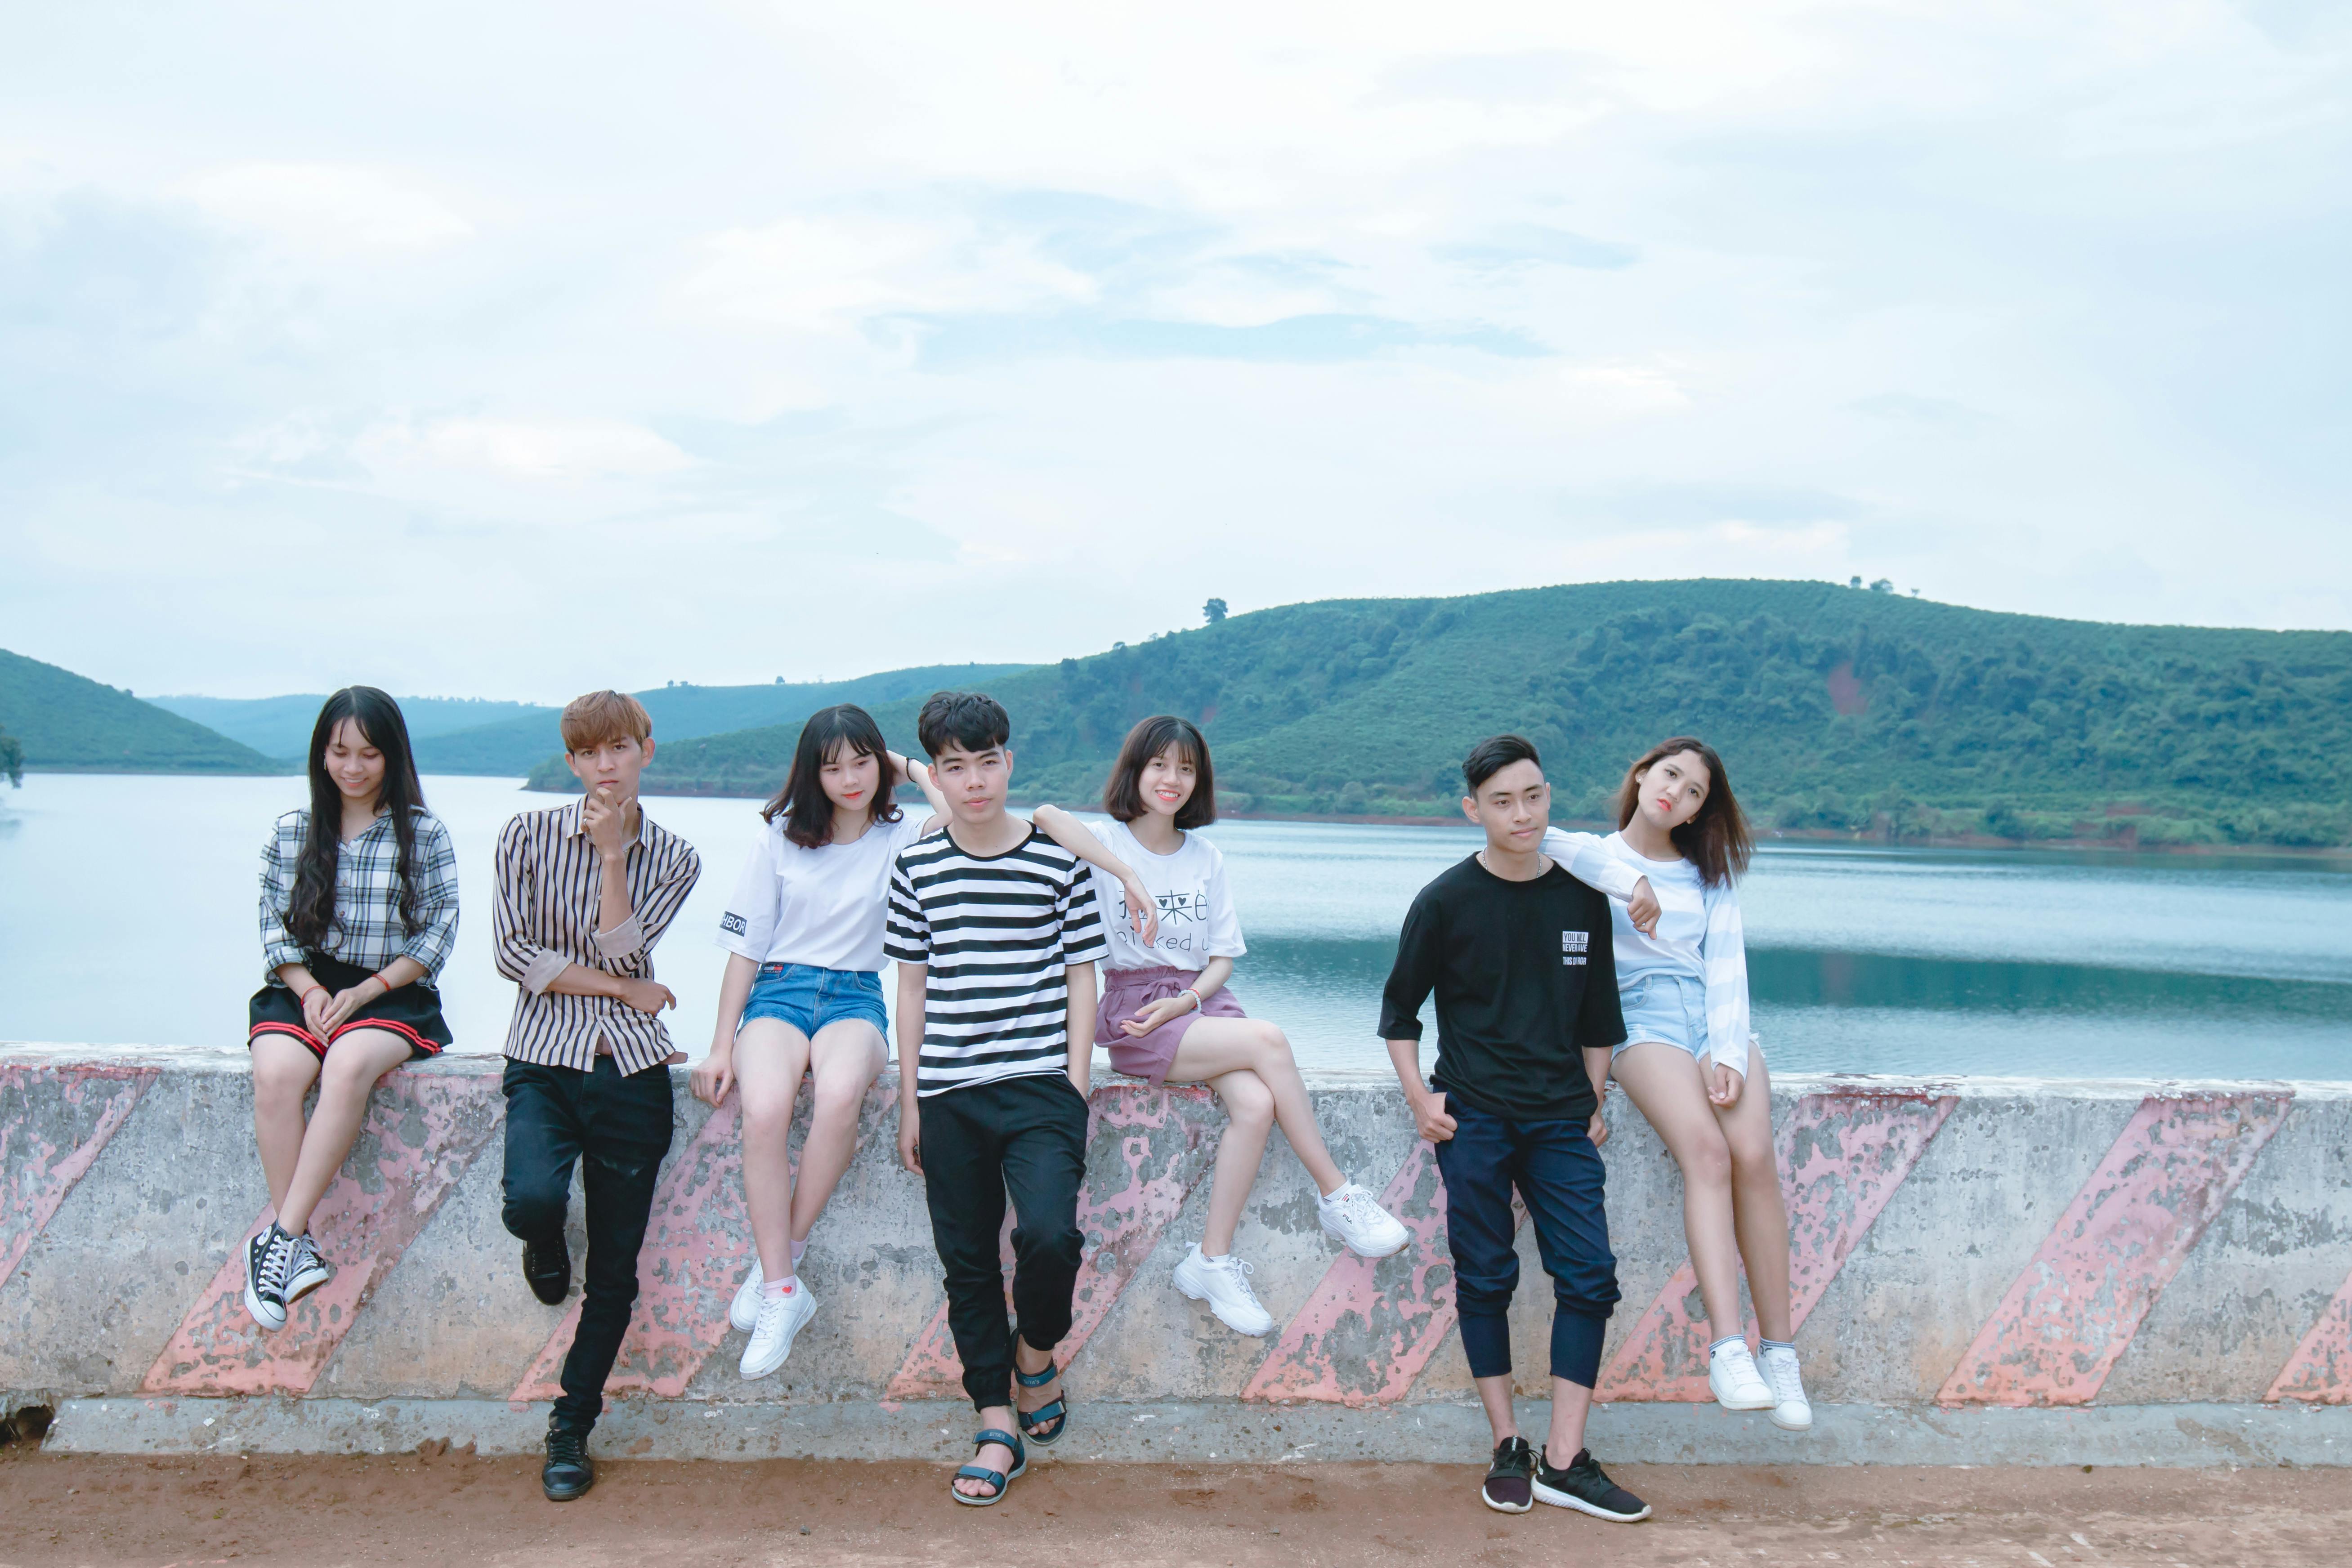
[259,807,461,987]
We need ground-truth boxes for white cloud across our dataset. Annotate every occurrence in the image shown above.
[676,212,1095,332]
[182,162,473,251]
[360,417,694,482]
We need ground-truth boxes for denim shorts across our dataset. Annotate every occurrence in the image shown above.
[740,961,887,1037]
[1618,971,1710,1060]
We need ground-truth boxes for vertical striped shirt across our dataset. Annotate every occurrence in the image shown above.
[884,825,1108,1096]
[492,799,703,1076]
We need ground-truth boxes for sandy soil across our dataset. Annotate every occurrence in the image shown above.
[6,1446,2345,1567]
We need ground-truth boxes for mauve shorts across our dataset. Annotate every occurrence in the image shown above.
[1096,965,1248,1086]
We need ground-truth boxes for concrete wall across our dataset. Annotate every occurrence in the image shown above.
[4,1044,2349,1465]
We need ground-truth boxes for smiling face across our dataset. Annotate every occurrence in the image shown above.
[1632,749,1711,834]
[932,738,1012,825]
[818,739,883,828]
[1462,757,1550,856]
[322,717,389,808]
[565,731,654,802]
[1135,745,1198,820]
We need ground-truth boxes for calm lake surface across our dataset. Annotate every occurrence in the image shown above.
[4,773,2348,1081]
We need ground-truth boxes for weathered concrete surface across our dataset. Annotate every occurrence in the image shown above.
[3,1045,2349,1462]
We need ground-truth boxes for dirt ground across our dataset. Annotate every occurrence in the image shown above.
[6,1444,2346,1567]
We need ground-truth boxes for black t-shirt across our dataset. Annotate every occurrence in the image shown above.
[1377,853,1625,1122]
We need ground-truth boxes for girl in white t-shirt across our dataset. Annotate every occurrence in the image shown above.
[1034,715,1411,1338]
[1544,736,1809,1434]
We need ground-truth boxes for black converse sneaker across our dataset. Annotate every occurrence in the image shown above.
[542,1420,595,1502]
[1481,1435,1535,1513]
[1534,1447,1652,1522]
[283,1232,332,1306]
[243,1224,295,1331]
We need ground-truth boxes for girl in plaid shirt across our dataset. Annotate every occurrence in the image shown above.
[243,686,459,1331]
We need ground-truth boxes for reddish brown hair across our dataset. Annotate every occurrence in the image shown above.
[1615,736,1753,887]
[560,690,653,753]
[1103,715,1216,829]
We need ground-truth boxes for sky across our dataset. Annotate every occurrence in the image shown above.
[2,1,2347,703]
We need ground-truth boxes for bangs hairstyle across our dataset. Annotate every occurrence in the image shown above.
[1104,715,1216,829]
[287,687,428,952]
[762,704,902,848]
[560,689,653,753]
[915,690,1011,759]
[1614,735,1753,888]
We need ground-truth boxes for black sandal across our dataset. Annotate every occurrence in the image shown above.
[951,1427,1026,1506]
[1016,1359,1069,1446]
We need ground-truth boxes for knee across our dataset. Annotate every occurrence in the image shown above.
[251,1057,313,1111]
[1681,1128,1733,1189]
[1220,1073,1274,1130]
[809,1072,867,1128]
[1248,1021,1294,1066]
[501,1174,570,1241]
[739,1080,795,1137]
[1016,1221,1084,1275]
[318,1051,383,1101]
[1726,1132,1778,1183]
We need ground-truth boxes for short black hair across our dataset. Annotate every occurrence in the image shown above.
[1463,733,1542,795]
[917,691,1011,759]
[1104,714,1216,829]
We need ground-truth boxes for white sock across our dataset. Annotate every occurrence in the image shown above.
[1318,1181,1350,1202]
[1709,1334,1746,1355]
[790,1238,807,1268]
[763,1274,796,1297]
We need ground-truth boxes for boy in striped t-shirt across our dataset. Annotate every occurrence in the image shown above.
[885,692,1109,1506]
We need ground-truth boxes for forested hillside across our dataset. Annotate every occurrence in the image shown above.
[0,649,275,773]
[611,581,2352,848]
[153,694,556,760]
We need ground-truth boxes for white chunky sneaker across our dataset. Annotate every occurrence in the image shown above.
[1761,1345,1813,1431]
[739,1280,816,1380]
[1709,1339,1776,1412]
[1172,1245,1275,1336]
[729,1259,765,1333]
[1317,1182,1410,1259]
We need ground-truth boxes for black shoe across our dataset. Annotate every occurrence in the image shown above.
[542,1424,594,1502]
[1481,1435,1534,1513]
[523,1236,570,1306]
[1534,1447,1651,1522]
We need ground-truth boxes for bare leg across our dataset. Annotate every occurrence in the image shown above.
[1197,1069,1272,1256]
[1475,1372,1518,1446]
[1716,1044,1792,1343]
[1545,1376,1594,1463]
[1610,1041,1743,1337]
[734,1017,812,1282]
[275,1029,413,1236]
[1165,1017,1346,1194]
[250,1037,322,1215]
[789,1019,887,1246]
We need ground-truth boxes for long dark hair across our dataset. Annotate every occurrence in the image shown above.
[762,704,902,849]
[286,687,428,951]
[1614,735,1753,887]
[1103,715,1216,829]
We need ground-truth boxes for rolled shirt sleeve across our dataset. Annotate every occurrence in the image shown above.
[492,815,563,990]
[398,816,462,982]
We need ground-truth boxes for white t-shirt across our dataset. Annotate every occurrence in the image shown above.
[717,809,932,974]
[1077,815,1246,975]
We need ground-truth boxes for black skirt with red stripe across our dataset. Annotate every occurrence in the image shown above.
[249,953,452,1062]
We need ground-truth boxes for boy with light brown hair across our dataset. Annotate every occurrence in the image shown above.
[492,690,702,1502]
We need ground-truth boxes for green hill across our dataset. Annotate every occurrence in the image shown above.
[499,663,1035,785]
[151,694,556,760]
[606,580,2352,849]
[0,649,276,773]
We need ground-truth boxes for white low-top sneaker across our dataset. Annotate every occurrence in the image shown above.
[1317,1182,1411,1259]
[1172,1245,1275,1336]
[1708,1339,1776,1412]
[739,1281,816,1380]
[729,1259,765,1334]
[1761,1345,1813,1431]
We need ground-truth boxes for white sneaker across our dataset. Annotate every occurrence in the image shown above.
[1709,1339,1775,1412]
[739,1280,816,1380]
[1172,1245,1275,1336]
[1760,1344,1813,1431]
[729,1259,765,1333]
[1317,1182,1410,1258]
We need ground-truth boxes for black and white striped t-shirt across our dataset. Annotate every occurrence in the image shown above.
[885,825,1109,1096]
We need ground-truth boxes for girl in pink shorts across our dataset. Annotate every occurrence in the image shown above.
[1034,716,1410,1337]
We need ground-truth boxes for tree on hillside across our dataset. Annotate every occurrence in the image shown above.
[1204,598,1228,624]
[1,723,21,787]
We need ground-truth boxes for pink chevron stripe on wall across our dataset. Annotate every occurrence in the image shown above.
[2265,1267,2352,1405]
[1939,1091,2294,1407]
[0,1063,158,1296]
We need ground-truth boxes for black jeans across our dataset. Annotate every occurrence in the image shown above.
[1432,1099,1621,1387]
[501,1055,675,1433]
[917,1073,1090,1412]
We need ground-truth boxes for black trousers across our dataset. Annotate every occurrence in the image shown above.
[500,1055,675,1433]
[917,1073,1091,1412]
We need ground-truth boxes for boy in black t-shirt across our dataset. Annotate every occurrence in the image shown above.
[1379,734,1651,1523]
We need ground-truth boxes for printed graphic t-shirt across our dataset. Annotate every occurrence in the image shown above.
[1073,814,1246,974]
[716,809,931,974]
[1377,854,1625,1123]
[885,825,1109,1096]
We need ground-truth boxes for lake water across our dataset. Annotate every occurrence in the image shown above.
[3,774,2348,1081]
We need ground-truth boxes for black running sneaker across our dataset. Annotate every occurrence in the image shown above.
[1534,1447,1651,1522]
[542,1421,594,1502]
[1481,1435,1535,1513]
[523,1235,571,1306]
